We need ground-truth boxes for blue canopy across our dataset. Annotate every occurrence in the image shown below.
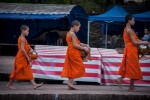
[89,5,128,22]
[87,5,128,48]
[0,3,88,44]
[0,13,66,20]
[133,11,150,22]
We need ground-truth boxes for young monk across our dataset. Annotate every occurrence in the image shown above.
[117,15,150,92]
[61,20,90,90]
[7,25,43,89]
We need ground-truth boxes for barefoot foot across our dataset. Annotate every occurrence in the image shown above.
[68,85,77,90]
[128,88,140,92]
[7,86,16,90]
[33,83,43,89]
[116,78,122,89]
[67,82,77,90]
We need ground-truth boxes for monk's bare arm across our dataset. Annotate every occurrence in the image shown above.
[80,43,87,47]
[71,32,85,50]
[21,38,31,62]
[127,29,149,45]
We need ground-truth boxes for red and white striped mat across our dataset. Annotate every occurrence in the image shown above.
[32,45,150,86]
[98,48,150,86]
[32,45,101,83]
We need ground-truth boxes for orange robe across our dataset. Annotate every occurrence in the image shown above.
[61,32,85,78]
[10,36,34,80]
[118,27,143,79]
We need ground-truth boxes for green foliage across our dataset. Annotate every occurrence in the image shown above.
[2,0,30,3]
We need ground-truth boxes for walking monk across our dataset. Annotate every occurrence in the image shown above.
[61,20,90,90]
[117,15,150,92]
[7,25,43,89]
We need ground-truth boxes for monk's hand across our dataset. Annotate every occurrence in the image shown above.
[84,47,89,53]
[87,44,91,51]
[29,49,34,53]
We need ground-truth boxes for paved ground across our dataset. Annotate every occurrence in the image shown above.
[0,56,14,74]
[0,81,150,95]
[0,56,150,100]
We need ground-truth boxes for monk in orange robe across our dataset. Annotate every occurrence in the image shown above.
[7,25,43,89]
[117,15,150,92]
[61,20,90,90]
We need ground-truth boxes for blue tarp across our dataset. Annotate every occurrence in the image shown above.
[0,5,88,44]
[0,13,66,20]
[133,11,150,22]
[89,5,128,22]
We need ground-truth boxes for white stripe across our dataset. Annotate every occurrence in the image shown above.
[103,58,150,63]
[35,57,101,65]
[37,50,66,52]
[101,83,150,86]
[32,65,101,74]
[84,60,101,65]
[103,66,150,72]
[74,77,100,83]
[36,50,66,52]
[35,45,67,48]
[140,59,150,63]
[102,75,150,80]
[102,66,119,71]
[36,57,65,63]
[33,74,100,83]
[37,53,66,55]
[103,58,122,62]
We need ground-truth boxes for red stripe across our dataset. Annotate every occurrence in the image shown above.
[32,61,101,69]
[36,49,66,52]
[101,79,150,84]
[39,55,66,58]
[140,63,150,67]
[102,70,150,76]
[103,62,150,67]
[103,62,121,66]
[32,69,101,78]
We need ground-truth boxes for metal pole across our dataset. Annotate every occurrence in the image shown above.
[87,21,91,45]
[105,23,108,48]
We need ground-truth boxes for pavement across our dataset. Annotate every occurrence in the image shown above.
[0,56,150,100]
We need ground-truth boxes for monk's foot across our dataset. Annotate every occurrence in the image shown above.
[67,82,77,90]
[68,85,77,90]
[7,85,16,90]
[33,83,43,89]
[140,56,148,60]
[116,78,122,89]
[128,88,140,92]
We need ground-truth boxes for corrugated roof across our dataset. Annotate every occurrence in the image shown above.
[0,3,76,14]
